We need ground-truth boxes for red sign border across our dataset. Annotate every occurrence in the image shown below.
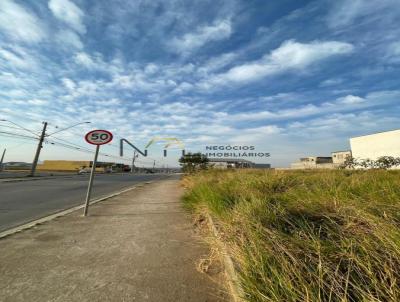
[85,129,113,145]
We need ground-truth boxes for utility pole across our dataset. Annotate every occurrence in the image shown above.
[0,148,6,171]
[131,151,137,173]
[29,122,47,177]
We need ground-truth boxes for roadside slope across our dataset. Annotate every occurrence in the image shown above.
[183,169,400,302]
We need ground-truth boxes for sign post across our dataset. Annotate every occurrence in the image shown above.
[83,129,113,216]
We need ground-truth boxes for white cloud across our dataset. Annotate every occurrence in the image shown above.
[55,29,83,49]
[385,42,400,64]
[337,95,365,104]
[74,52,94,67]
[144,63,159,74]
[197,52,238,74]
[0,0,46,43]
[226,125,281,144]
[170,20,232,53]
[221,90,399,123]
[327,0,366,28]
[327,0,399,29]
[48,0,86,34]
[62,78,76,90]
[287,111,399,143]
[73,52,123,75]
[172,82,193,94]
[319,78,343,87]
[61,79,103,101]
[0,89,27,98]
[92,98,121,106]
[27,99,47,106]
[11,99,47,106]
[231,40,352,82]
[201,40,354,87]
[0,46,38,70]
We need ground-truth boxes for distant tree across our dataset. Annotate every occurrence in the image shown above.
[342,156,400,170]
[360,158,376,169]
[375,156,400,169]
[341,157,358,169]
[179,152,209,173]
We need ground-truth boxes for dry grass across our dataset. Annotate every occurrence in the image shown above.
[182,169,400,302]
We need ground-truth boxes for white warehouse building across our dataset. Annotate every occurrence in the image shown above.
[350,129,400,160]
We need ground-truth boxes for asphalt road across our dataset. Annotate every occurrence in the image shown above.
[0,173,171,232]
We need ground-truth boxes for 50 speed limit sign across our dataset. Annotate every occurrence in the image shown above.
[83,129,113,217]
[85,129,113,145]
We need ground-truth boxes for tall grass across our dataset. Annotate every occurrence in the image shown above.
[182,169,400,302]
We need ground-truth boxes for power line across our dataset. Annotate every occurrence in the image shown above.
[0,120,41,137]
[0,124,30,131]
[45,139,136,163]
[0,126,42,141]
[46,138,159,166]
[0,120,163,167]
[0,131,39,141]
[49,129,162,165]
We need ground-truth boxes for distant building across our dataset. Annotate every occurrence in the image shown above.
[332,150,352,165]
[253,163,272,169]
[291,156,333,169]
[350,129,400,160]
[208,158,253,169]
[288,129,400,170]
[3,162,32,170]
[207,158,271,169]
[38,160,125,172]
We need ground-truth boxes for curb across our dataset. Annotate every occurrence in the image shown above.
[205,212,245,302]
[0,182,153,239]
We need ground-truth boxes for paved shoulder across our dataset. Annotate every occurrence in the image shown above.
[0,179,230,302]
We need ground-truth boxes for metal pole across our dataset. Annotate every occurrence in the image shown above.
[131,151,137,173]
[84,145,100,216]
[0,148,6,171]
[29,122,47,177]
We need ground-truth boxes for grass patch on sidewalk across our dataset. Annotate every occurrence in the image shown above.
[182,169,400,302]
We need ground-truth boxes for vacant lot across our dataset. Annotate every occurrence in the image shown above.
[183,169,400,302]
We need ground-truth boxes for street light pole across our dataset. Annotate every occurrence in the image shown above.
[84,145,100,216]
[29,122,47,177]
[131,151,137,173]
[0,148,6,171]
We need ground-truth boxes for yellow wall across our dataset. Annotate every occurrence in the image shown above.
[38,160,91,171]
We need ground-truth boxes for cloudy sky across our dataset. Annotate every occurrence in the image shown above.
[0,0,399,167]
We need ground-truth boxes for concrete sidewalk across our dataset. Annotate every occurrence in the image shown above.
[0,179,229,302]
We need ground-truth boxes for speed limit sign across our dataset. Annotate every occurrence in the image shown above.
[83,129,113,216]
[85,129,113,145]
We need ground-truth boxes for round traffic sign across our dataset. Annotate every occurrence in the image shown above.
[85,130,113,145]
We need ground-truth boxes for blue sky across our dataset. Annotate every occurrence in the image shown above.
[0,0,399,167]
